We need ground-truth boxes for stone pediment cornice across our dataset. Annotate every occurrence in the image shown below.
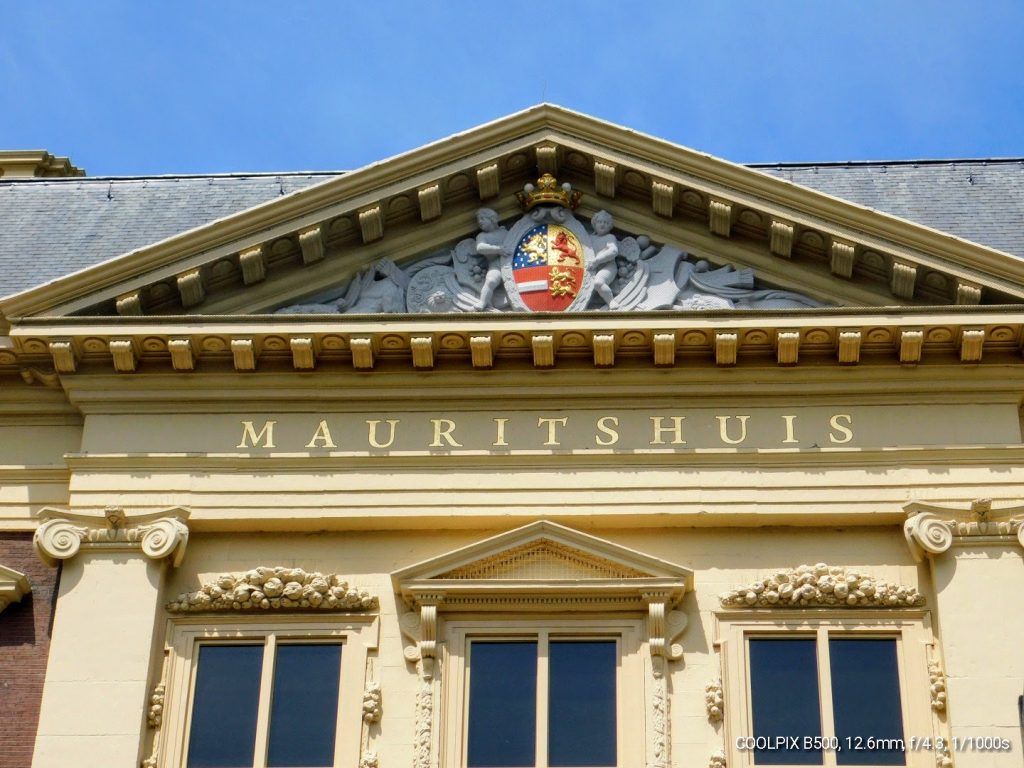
[5,306,1024,375]
[3,105,1024,320]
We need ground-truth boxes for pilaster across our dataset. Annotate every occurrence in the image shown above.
[904,500,1024,767]
[30,506,189,768]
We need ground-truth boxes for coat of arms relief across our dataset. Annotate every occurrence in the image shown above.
[278,174,821,315]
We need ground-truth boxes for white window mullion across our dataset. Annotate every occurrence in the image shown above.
[537,631,550,768]
[816,628,838,768]
[252,633,278,768]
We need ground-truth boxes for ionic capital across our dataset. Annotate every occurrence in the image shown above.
[33,506,190,568]
[904,500,1024,562]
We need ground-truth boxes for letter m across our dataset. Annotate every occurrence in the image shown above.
[237,420,276,449]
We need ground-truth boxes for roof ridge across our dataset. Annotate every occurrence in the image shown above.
[749,157,1024,169]
[0,170,347,183]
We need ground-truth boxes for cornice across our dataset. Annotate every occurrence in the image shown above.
[4,105,1024,319]
[6,307,1024,375]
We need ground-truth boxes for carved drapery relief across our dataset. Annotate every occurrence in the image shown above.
[719,564,925,608]
[708,749,727,768]
[34,506,189,568]
[166,567,378,612]
[705,679,724,722]
[0,564,31,613]
[904,499,1024,562]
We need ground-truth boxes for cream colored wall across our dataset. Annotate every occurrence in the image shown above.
[930,546,1024,767]
[33,551,163,768]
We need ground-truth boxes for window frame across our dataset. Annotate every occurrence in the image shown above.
[158,615,378,768]
[441,616,646,768]
[715,611,936,768]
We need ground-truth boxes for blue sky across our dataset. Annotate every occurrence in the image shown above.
[3,1,1023,175]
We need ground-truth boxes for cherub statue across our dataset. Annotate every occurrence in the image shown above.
[588,210,620,309]
[473,208,510,310]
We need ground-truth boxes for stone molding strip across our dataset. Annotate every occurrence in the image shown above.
[166,566,378,612]
[33,506,189,568]
[904,499,1024,561]
[719,563,925,608]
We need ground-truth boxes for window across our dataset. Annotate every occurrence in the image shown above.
[717,615,935,768]
[159,616,378,768]
[187,641,343,767]
[443,619,645,768]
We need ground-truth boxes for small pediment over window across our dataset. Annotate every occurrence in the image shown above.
[392,520,692,612]
[437,539,650,581]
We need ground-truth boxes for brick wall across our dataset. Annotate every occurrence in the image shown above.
[0,534,57,768]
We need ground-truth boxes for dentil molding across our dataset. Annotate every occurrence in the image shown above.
[33,506,189,568]
[904,499,1024,562]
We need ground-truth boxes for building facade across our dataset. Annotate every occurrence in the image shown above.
[1,106,1023,768]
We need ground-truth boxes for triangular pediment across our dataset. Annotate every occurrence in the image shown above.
[5,105,1024,323]
[392,521,692,612]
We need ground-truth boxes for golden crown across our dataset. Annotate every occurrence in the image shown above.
[516,173,582,211]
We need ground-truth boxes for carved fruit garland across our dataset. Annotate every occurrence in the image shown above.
[166,566,377,612]
[720,564,925,608]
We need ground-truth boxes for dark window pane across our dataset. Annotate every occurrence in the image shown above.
[467,642,537,767]
[548,641,617,767]
[749,639,823,765]
[267,644,343,767]
[831,639,905,766]
[187,644,263,768]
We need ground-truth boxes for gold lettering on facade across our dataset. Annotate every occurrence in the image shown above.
[367,419,400,449]
[430,419,463,448]
[650,416,687,445]
[492,418,509,447]
[781,415,799,444]
[305,420,337,449]
[237,420,276,449]
[717,415,750,445]
[829,414,854,444]
[595,416,620,446]
[538,417,569,446]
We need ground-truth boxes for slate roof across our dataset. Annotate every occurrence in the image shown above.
[754,158,1024,260]
[0,172,339,298]
[1,159,1022,299]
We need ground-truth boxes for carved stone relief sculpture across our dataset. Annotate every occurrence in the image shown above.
[719,563,925,608]
[645,594,688,768]
[166,566,378,612]
[278,175,822,316]
[360,677,383,768]
[705,678,724,722]
[0,564,31,613]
